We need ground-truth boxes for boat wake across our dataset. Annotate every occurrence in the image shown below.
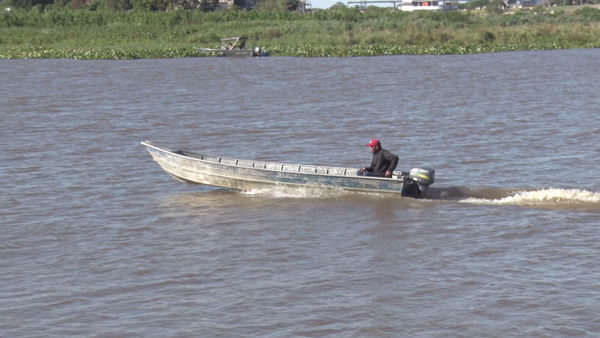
[242,186,351,199]
[243,186,600,211]
[430,187,600,211]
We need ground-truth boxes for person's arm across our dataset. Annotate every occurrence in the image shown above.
[362,155,376,172]
[387,153,399,173]
[384,151,399,177]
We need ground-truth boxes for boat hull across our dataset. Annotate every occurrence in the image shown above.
[141,141,412,195]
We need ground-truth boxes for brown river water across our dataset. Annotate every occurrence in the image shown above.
[1,49,600,337]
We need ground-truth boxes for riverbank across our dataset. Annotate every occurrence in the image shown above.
[1,6,599,58]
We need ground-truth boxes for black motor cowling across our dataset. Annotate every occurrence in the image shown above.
[401,167,435,198]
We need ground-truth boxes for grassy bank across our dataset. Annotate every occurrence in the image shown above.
[1,6,600,58]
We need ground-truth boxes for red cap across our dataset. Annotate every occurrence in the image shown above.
[366,139,379,147]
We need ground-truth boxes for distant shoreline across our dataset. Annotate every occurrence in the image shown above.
[2,6,599,59]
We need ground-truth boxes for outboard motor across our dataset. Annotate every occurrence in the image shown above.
[401,167,435,198]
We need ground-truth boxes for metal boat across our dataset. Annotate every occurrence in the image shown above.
[141,141,435,198]
[194,37,268,57]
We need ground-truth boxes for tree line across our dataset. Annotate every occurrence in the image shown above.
[4,0,600,12]
[2,0,305,11]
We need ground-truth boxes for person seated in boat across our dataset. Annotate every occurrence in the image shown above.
[357,139,399,178]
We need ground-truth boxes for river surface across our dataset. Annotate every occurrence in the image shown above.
[2,49,600,337]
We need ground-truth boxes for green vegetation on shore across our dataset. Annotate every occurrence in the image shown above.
[1,6,599,58]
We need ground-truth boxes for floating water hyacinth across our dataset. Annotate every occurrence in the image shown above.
[1,46,198,59]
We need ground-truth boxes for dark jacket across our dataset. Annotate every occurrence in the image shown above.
[366,149,399,176]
